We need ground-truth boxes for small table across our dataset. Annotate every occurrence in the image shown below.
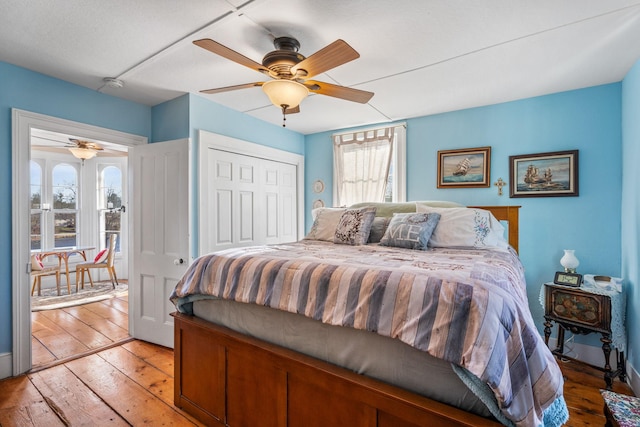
[39,246,95,292]
[542,282,627,389]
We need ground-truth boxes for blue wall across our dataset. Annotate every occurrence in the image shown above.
[151,94,306,256]
[0,62,152,356]
[622,59,640,385]
[189,94,304,155]
[2,57,634,377]
[1,62,305,361]
[305,84,623,347]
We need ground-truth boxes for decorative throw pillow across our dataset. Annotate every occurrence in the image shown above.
[333,207,377,245]
[304,207,347,241]
[368,216,392,243]
[31,254,44,271]
[415,205,508,249]
[94,248,109,263]
[379,212,441,250]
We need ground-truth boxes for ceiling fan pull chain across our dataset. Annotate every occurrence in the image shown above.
[281,104,289,127]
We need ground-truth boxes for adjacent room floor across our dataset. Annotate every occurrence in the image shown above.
[31,285,129,369]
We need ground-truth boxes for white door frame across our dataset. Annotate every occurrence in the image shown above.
[11,109,147,376]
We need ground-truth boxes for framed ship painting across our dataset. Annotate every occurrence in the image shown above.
[437,146,491,188]
[509,150,579,198]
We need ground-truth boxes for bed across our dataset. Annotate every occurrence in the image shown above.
[170,203,568,427]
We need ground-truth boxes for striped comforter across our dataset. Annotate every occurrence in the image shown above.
[170,240,565,427]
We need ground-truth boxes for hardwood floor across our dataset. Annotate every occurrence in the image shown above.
[0,297,634,426]
[31,291,130,369]
[558,358,634,426]
[0,340,203,426]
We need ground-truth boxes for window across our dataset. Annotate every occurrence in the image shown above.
[30,159,81,250]
[52,163,78,247]
[333,124,406,206]
[30,161,43,250]
[98,165,122,252]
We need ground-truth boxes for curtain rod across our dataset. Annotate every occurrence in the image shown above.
[331,122,406,138]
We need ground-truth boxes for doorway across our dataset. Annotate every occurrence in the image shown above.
[29,128,130,368]
[12,109,147,376]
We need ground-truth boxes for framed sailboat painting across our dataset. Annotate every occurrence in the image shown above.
[509,150,579,197]
[437,146,491,188]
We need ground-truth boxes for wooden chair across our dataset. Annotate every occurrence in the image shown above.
[30,254,62,296]
[75,234,119,291]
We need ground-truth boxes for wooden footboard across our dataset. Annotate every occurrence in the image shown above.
[173,312,500,427]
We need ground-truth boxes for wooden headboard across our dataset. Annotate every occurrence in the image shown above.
[468,205,521,253]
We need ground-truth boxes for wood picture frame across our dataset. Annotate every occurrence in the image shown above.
[509,150,579,198]
[437,146,491,188]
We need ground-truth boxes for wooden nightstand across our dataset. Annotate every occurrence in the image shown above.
[543,282,626,389]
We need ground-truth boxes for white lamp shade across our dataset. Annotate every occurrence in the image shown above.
[262,80,308,109]
[68,146,98,160]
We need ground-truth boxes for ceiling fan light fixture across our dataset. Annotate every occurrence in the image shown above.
[262,80,308,109]
[68,146,98,160]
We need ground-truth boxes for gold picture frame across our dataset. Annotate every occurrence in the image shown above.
[509,150,579,198]
[437,146,491,188]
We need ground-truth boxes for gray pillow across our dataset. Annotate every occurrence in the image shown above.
[368,216,392,243]
[379,212,441,250]
[333,207,377,245]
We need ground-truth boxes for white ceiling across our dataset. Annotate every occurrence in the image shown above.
[2,0,640,135]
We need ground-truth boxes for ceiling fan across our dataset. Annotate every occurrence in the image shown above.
[67,138,104,162]
[194,36,374,126]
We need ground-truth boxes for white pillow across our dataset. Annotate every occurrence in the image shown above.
[305,207,347,241]
[415,204,508,249]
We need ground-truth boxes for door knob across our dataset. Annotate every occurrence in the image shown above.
[174,258,184,265]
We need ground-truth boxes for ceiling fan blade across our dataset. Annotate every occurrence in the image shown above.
[200,82,264,95]
[284,106,300,114]
[193,39,268,74]
[291,40,359,79]
[69,138,104,150]
[305,80,374,103]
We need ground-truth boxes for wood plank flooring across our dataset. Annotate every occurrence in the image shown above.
[0,297,634,426]
[0,340,203,426]
[31,292,130,369]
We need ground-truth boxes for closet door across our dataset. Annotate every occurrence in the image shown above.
[200,148,298,255]
[200,149,296,253]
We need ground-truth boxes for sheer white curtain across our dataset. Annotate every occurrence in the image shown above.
[333,126,395,207]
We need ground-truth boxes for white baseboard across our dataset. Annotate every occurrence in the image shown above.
[0,352,12,380]
[548,337,638,393]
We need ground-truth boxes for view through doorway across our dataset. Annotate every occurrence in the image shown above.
[29,128,130,369]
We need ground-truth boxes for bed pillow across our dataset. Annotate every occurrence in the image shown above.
[415,204,508,249]
[368,216,392,243]
[348,200,462,218]
[305,207,347,241]
[333,207,377,245]
[379,212,441,250]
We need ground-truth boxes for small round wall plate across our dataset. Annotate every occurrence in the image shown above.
[312,199,325,209]
[313,179,325,193]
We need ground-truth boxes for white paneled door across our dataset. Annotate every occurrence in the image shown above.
[129,139,190,348]
[200,148,298,254]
